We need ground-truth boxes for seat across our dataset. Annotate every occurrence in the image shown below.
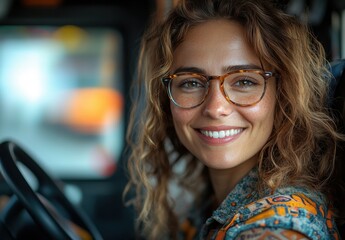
[329,59,345,238]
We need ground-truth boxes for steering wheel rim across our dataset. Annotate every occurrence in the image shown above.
[0,140,103,240]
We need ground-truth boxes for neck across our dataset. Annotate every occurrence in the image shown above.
[208,158,257,204]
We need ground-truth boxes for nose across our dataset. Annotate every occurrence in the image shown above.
[202,81,234,118]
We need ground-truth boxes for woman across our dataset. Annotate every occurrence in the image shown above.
[125,0,344,239]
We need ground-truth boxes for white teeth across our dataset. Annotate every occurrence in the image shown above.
[200,129,242,139]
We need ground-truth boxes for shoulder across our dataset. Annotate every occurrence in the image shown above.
[217,189,339,240]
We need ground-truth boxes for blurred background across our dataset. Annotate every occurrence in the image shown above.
[0,0,344,239]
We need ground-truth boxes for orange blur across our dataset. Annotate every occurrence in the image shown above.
[62,88,123,134]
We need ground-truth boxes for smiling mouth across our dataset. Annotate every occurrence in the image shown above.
[199,129,243,139]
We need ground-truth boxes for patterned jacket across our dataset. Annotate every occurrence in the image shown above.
[181,168,340,240]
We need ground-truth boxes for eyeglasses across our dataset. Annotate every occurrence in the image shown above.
[161,69,278,109]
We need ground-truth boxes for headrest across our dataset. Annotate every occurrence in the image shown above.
[329,59,345,128]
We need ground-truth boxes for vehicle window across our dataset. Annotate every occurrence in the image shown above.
[0,25,125,179]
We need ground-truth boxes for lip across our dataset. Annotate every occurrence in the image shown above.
[196,126,244,145]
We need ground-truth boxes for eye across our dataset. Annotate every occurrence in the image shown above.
[177,77,207,91]
[233,78,257,87]
[181,79,204,88]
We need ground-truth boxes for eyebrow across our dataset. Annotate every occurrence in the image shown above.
[173,64,263,75]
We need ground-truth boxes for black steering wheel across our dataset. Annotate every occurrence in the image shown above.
[0,140,104,240]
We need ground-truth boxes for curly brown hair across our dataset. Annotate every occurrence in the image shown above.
[125,0,343,239]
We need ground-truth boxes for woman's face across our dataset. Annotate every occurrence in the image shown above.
[170,20,276,174]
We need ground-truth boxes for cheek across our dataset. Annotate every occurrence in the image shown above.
[248,100,275,121]
[245,87,276,133]
[170,103,198,142]
[170,104,189,132]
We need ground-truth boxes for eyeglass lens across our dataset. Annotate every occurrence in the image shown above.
[168,71,266,108]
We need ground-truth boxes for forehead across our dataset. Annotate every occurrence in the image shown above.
[172,19,262,74]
